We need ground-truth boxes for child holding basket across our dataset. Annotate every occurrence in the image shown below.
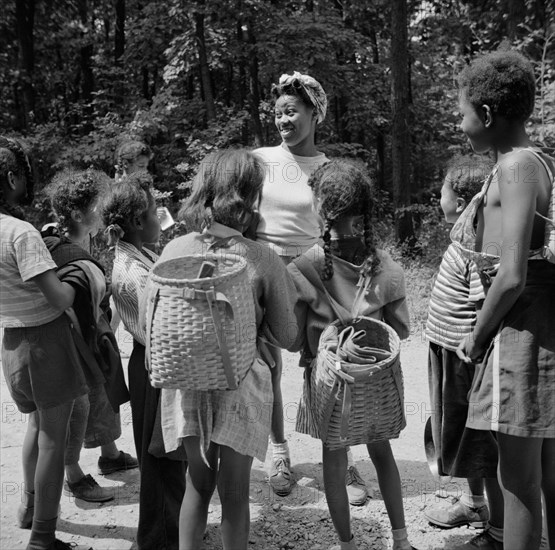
[287,159,416,550]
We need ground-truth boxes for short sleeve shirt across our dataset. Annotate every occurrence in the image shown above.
[0,214,61,327]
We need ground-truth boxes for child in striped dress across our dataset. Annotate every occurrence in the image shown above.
[423,156,506,549]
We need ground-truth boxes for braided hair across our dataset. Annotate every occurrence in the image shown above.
[102,171,153,246]
[308,159,380,281]
[45,168,111,234]
[0,136,34,218]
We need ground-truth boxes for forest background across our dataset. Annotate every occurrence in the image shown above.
[2,0,554,330]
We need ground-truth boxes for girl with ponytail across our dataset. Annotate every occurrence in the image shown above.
[287,159,416,550]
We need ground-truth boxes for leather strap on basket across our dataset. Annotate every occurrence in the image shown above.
[204,286,237,390]
[145,287,158,373]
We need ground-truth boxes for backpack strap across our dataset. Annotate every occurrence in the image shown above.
[43,236,106,273]
[295,255,351,325]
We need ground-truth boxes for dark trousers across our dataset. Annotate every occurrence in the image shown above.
[128,342,187,550]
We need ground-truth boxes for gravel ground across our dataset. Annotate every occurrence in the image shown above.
[0,332,485,550]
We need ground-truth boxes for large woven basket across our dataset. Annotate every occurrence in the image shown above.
[145,253,257,391]
[311,317,405,449]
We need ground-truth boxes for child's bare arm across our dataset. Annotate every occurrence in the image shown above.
[31,269,76,311]
[458,153,539,361]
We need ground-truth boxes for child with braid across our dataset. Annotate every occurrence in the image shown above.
[103,171,186,550]
[287,160,416,550]
[0,137,86,550]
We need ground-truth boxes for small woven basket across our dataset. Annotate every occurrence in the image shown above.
[311,317,405,449]
[145,253,257,391]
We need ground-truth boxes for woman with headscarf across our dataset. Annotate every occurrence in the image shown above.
[254,72,368,505]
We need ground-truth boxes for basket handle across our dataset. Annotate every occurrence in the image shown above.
[205,287,237,390]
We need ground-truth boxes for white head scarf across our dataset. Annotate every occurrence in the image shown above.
[278,71,328,124]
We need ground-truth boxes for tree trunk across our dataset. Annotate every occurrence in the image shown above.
[194,11,216,121]
[505,0,526,41]
[15,0,35,129]
[115,0,125,63]
[390,0,413,244]
[77,0,94,103]
[243,20,264,147]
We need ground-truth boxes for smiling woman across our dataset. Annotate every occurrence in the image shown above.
[255,72,328,259]
[253,71,330,500]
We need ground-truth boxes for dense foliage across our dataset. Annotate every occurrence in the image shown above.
[2,0,554,297]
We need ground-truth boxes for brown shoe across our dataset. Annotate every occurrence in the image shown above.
[64,474,114,502]
[424,497,489,529]
[345,466,369,506]
[450,529,503,550]
[98,451,139,475]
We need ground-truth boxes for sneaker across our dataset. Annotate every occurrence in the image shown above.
[269,457,294,496]
[98,451,139,475]
[424,496,489,529]
[345,465,368,506]
[64,474,114,502]
[450,529,503,550]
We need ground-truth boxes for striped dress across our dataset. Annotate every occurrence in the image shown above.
[425,242,475,350]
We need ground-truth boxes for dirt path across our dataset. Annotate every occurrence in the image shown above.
[1,332,480,550]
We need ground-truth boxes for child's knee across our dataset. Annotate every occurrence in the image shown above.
[218,479,250,505]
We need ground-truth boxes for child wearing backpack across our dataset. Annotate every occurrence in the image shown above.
[454,50,555,550]
[103,170,186,550]
[42,168,137,504]
[423,155,506,549]
[149,149,298,550]
[0,137,87,550]
[287,159,416,550]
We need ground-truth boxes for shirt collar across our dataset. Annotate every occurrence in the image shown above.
[202,221,243,240]
[115,240,158,268]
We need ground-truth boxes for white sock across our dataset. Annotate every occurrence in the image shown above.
[392,527,412,550]
[272,441,290,459]
[487,522,503,543]
[461,492,487,508]
[346,447,355,468]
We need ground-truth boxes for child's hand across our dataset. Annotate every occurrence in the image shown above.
[456,333,486,364]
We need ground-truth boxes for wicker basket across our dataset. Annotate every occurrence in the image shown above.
[145,253,257,391]
[311,317,406,449]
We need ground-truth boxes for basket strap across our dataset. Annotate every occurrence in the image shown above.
[295,256,351,324]
[205,287,237,390]
[351,274,372,319]
[145,287,159,372]
[158,287,230,304]
[339,378,352,443]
